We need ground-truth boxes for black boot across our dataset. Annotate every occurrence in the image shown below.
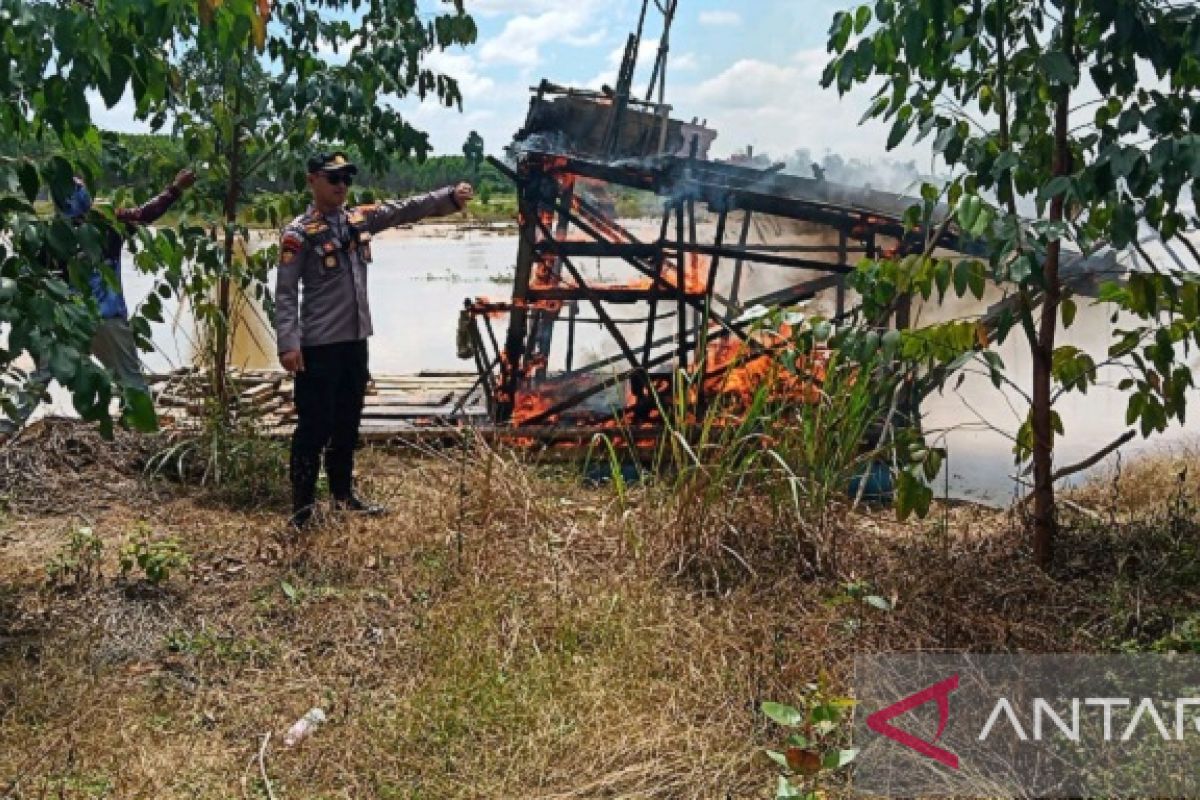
[288,504,316,531]
[332,493,387,516]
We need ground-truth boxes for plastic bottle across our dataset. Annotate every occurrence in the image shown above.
[283,707,327,747]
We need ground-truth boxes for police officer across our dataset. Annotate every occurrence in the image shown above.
[275,152,473,528]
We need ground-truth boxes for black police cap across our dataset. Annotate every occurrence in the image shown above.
[307,152,358,175]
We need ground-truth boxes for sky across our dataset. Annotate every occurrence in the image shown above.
[90,0,934,168]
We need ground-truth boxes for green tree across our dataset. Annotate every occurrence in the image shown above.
[826,0,1200,565]
[0,0,195,434]
[463,129,485,175]
[0,0,477,433]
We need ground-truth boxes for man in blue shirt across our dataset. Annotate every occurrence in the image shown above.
[4,170,195,434]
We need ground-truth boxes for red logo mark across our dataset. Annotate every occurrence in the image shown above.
[866,674,960,769]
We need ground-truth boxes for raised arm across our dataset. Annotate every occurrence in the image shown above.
[359,183,473,234]
[115,169,196,226]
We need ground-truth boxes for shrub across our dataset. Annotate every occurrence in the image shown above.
[119,524,190,586]
[146,415,288,509]
[45,524,104,589]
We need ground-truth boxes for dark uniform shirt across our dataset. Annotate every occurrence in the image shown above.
[274,187,462,353]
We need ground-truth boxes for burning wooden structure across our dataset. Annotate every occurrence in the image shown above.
[456,149,977,437]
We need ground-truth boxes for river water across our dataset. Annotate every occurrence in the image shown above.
[27,226,1200,506]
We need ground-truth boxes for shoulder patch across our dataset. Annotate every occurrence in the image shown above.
[280,230,304,265]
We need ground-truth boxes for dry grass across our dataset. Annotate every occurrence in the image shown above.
[0,421,1198,798]
[1067,437,1200,517]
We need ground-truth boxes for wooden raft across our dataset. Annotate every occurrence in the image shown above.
[149,368,488,441]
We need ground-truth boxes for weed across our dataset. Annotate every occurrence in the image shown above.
[119,524,190,586]
[165,626,277,667]
[762,683,858,800]
[625,314,920,583]
[45,524,104,589]
[146,416,288,508]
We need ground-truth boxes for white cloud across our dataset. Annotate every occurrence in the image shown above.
[478,1,609,67]
[698,10,742,26]
[585,36,672,89]
[673,52,699,71]
[86,89,152,134]
[422,49,495,100]
[673,50,933,165]
[464,0,563,17]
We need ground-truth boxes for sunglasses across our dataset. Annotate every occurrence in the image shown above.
[322,172,354,187]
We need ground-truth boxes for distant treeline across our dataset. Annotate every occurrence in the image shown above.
[6,132,514,198]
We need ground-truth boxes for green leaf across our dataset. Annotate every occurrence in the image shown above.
[98,54,133,108]
[1062,297,1077,328]
[933,125,957,155]
[1039,51,1077,85]
[281,580,299,602]
[968,263,986,300]
[18,161,39,203]
[122,388,158,432]
[829,12,854,52]
[1009,254,1035,283]
[886,114,913,150]
[993,151,1019,175]
[822,748,859,769]
[957,195,981,232]
[50,346,80,382]
[45,155,76,209]
[1112,204,1137,248]
[864,595,892,611]
[762,702,805,727]
[854,5,872,34]
[1039,176,1073,204]
[952,260,969,297]
[967,205,992,238]
[775,776,805,800]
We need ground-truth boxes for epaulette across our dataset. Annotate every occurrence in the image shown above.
[302,218,331,238]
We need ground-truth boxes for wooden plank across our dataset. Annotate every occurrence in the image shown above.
[370,380,477,390]
[364,392,454,408]
[239,383,276,406]
[362,404,485,419]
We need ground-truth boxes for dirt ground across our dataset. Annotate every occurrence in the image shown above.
[0,421,1198,799]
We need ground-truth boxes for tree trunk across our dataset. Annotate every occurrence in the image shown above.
[214,56,245,418]
[1031,0,1075,567]
[216,154,239,416]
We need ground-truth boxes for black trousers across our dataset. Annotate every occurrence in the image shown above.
[290,339,370,512]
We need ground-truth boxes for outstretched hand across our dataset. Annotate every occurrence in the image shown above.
[172,169,197,193]
[453,182,474,208]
